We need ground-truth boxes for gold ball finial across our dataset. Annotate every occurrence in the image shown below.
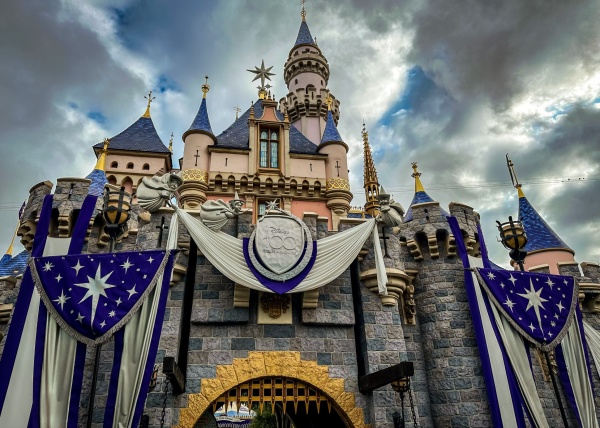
[143,90,155,118]
[201,75,210,98]
[301,0,307,21]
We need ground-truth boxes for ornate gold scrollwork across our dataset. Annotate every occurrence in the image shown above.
[326,178,350,191]
[181,169,208,183]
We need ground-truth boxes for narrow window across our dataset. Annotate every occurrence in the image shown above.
[259,129,279,169]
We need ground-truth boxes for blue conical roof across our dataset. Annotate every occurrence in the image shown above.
[404,191,449,222]
[93,116,169,153]
[518,196,572,253]
[85,168,108,197]
[320,111,343,145]
[185,97,214,139]
[294,20,315,46]
[0,250,28,277]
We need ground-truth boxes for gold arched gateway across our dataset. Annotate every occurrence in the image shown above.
[175,351,367,427]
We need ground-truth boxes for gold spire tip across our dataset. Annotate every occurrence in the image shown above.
[411,162,425,193]
[143,90,155,118]
[201,75,210,98]
[95,138,110,171]
[301,0,307,21]
[6,223,18,256]
[325,94,333,111]
[506,154,525,198]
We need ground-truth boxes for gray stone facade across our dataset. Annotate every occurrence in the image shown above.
[1,179,600,427]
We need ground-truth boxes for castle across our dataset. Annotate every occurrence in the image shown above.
[1,6,599,428]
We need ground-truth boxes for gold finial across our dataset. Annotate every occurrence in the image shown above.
[411,162,425,193]
[234,105,241,120]
[362,122,380,216]
[94,138,110,171]
[169,132,174,153]
[143,90,155,118]
[248,60,275,98]
[201,75,210,98]
[5,223,19,256]
[325,94,333,111]
[301,0,307,21]
[506,154,525,198]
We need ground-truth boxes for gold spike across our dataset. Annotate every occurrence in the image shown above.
[94,138,110,171]
[143,90,155,118]
[325,94,333,111]
[411,162,425,193]
[362,122,380,216]
[300,0,307,21]
[5,223,19,256]
[201,75,210,98]
[506,154,525,198]
[168,132,173,153]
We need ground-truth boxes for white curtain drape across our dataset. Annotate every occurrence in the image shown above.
[583,320,600,379]
[174,208,388,294]
[559,321,599,428]
[112,215,179,427]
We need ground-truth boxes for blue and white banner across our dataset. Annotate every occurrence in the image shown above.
[474,268,577,351]
[0,193,177,428]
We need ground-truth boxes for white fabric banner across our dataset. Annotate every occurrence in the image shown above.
[559,321,599,428]
[111,214,178,427]
[175,207,388,294]
[583,320,600,379]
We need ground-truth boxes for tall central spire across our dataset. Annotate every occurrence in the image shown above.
[362,123,380,216]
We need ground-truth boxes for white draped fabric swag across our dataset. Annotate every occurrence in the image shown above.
[174,207,389,294]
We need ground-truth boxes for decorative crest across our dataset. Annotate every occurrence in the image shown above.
[247,60,275,99]
[143,91,155,118]
[300,0,307,21]
[201,75,210,98]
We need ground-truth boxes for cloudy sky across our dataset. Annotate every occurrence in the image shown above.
[1,0,599,266]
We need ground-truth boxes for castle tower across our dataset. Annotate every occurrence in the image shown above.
[361,124,380,217]
[318,97,351,228]
[403,162,449,222]
[279,6,340,145]
[180,77,216,208]
[93,91,172,195]
[507,156,575,273]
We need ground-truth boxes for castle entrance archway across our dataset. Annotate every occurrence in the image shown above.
[175,351,366,428]
[196,377,348,428]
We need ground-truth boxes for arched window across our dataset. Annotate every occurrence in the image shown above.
[110,161,118,168]
[126,162,134,169]
[259,129,279,169]
[142,163,150,170]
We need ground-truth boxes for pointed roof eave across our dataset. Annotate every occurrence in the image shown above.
[318,111,348,152]
[183,96,216,142]
[518,194,573,255]
[294,20,316,47]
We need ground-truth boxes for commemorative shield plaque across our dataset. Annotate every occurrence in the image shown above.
[248,209,314,282]
[255,215,304,274]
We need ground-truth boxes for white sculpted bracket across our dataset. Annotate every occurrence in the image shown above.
[137,173,183,213]
[199,192,245,232]
[249,209,313,281]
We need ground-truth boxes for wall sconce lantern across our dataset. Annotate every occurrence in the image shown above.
[496,215,528,271]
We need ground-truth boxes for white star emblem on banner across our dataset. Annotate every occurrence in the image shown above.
[75,263,116,327]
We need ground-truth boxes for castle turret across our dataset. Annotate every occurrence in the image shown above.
[507,156,575,273]
[318,99,351,228]
[361,124,380,217]
[403,162,449,222]
[93,91,172,195]
[279,6,339,145]
[180,77,216,208]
